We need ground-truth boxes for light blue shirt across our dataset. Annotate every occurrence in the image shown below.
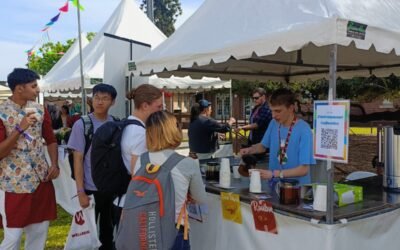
[261,119,316,185]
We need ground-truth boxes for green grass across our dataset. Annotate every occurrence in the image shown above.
[0,205,72,250]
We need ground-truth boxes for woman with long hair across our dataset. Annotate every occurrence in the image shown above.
[132,111,207,250]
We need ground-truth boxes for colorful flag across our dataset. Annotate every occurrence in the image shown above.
[59,1,69,12]
[50,13,61,22]
[71,0,85,11]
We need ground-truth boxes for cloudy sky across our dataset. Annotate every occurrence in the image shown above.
[0,0,203,81]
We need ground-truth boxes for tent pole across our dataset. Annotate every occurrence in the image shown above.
[326,44,337,224]
[77,0,86,115]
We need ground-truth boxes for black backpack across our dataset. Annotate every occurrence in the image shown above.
[68,115,93,180]
[91,119,145,197]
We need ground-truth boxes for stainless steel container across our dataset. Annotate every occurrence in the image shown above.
[379,125,400,191]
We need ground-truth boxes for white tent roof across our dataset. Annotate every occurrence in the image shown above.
[132,75,231,91]
[0,85,11,100]
[135,0,400,82]
[41,0,166,91]
[39,34,89,91]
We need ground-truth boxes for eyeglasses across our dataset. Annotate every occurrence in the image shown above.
[252,96,261,100]
[93,96,112,102]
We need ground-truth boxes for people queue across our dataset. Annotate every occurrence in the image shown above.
[0,68,315,250]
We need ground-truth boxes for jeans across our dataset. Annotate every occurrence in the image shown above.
[171,228,190,250]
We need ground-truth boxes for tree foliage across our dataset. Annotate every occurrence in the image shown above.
[140,0,182,37]
[27,32,96,76]
[232,75,400,104]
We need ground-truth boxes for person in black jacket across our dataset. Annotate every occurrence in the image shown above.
[188,99,236,159]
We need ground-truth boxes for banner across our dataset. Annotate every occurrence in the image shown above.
[220,192,242,224]
[250,200,278,234]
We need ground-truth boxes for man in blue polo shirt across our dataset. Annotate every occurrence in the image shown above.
[240,88,315,185]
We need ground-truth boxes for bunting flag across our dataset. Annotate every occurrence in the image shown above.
[50,13,61,22]
[59,1,69,12]
[71,0,85,11]
[30,1,85,57]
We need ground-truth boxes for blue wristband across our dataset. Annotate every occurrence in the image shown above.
[15,125,24,134]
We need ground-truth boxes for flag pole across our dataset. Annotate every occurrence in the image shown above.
[77,0,86,115]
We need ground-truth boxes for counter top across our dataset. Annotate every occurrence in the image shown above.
[204,175,397,224]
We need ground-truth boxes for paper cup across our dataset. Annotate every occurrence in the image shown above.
[249,170,262,193]
[313,185,327,212]
[24,107,41,121]
[232,165,241,179]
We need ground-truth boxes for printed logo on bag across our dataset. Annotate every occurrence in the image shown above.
[74,211,85,226]
[134,190,147,197]
[146,163,160,174]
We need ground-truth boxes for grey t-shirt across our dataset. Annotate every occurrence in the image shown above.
[67,113,114,191]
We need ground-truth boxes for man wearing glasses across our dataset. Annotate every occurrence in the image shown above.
[235,88,272,161]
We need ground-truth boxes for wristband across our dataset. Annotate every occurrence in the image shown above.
[271,170,275,179]
[15,125,24,134]
[77,188,85,194]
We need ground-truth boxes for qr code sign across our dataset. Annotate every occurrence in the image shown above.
[321,128,338,150]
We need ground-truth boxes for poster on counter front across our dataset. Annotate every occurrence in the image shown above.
[313,100,350,163]
[250,200,278,234]
[220,192,242,224]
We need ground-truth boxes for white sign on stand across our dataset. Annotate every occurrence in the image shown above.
[313,100,350,163]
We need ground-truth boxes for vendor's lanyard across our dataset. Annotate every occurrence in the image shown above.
[278,116,297,166]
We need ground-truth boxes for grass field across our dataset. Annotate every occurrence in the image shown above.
[0,205,72,250]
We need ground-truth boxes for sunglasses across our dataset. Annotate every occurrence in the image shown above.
[252,96,261,100]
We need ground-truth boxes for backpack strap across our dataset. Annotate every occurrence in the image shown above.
[176,202,189,240]
[140,152,185,174]
[81,115,93,156]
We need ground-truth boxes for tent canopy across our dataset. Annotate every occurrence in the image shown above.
[41,0,166,91]
[0,85,11,100]
[131,75,231,91]
[134,0,400,82]
[39,34,89,91]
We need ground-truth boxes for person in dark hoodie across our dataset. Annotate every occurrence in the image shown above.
[188,99,236,159]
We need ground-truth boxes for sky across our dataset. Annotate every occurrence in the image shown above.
[0,0,203,81]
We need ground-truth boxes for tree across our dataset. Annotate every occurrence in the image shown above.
[140,0,182,37]
[27,32,96,76]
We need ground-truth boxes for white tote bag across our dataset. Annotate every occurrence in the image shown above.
[64,201,102,250]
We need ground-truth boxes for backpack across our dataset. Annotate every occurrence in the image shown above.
[115,152,186,250]
[68,115,93,180]
[90,119,144,197]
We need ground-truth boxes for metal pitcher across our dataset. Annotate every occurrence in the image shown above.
[379,125,400,191]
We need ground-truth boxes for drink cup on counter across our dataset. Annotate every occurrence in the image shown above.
[219,158,231,188]
[313,184,327,212]
[249,169,262,193]
[232,165,241,179]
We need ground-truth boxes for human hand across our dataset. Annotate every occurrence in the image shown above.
[44,166,60,181]
[19,112,37,131]
[259,169,273,180]
[240,147,252,156]
[78,193,91,209]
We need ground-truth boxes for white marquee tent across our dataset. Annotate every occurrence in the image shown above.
[134,0,400,82]
[0,85,11,100]
[131,0,400,249]
[40,0,166,92]
[39,34,89,92]
[130,75,231,91]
